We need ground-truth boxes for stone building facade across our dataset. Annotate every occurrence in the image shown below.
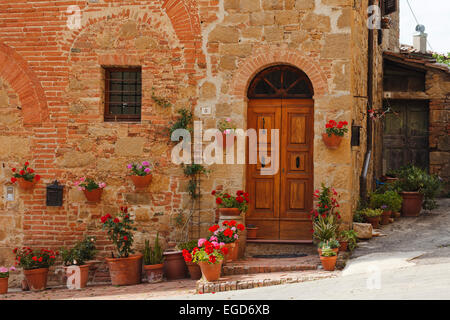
[0,0,401,285]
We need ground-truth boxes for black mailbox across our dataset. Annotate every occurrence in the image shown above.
[46,181,64,207]
[351,124,361,147]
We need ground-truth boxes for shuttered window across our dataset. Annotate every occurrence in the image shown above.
[382,0,397,15]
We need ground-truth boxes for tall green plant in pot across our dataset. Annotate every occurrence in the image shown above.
[143,233,165,283]
[101,207,142,286]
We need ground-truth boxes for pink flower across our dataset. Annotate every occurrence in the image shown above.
[78,187,83,191]
[142,161,149,166]
[209,236,218,242]
[9,266,16,271]
[219,242,225,247]
[127,164,133,169]
[79,177,85,182]
[234,234,239,239]
[231,227,236,231]
[99,183,106,188]
[211,241,219,247]
[226,118,231,122]
[198,238,206,247]
[74,181,79,186]
[213,230,219,236]
[144,168,151,173]
[0,267,8,273]
[224,129,231,135]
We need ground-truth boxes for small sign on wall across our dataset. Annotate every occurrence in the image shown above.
[6,186,14,201]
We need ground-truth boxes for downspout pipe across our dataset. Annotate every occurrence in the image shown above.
[360,0,375,200]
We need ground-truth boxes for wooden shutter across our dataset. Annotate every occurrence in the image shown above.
[382,0,397,15]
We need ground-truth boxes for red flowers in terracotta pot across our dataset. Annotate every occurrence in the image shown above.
[11,162,41,190]
[191,240,226,282]
[212,189,250,216]
[207,221,245,263]
[322,120,348,149]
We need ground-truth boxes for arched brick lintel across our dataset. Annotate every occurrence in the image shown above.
[0,42,48,125]
[230,48,329,99]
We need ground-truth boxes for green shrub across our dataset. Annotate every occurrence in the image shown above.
[318,239,339,249]
[358,208,383,218]
[143,233,164,266]
[370,191,402,212]
[177,240,198,252]
[339,230,358,251]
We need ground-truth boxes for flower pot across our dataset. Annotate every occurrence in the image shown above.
[143,263,164,283]
[185,261,202,280]
[339,241,348,252]
[218,208,241,216]
[105,254,143,286]
[318,248,339,256]
[380,211,392,225]
[247,227,258,239]
[366,216,380,229]
[17,177,37,190]
[198,260,223,282]
[0,277,8,294]
[394,211,401,218]
[322,133,342,149]
[64,265,90,289]
[223,242,236,264]
[216,132,235,149]
[129,175,152,189]
[384,177,398,184]
[83,188,103,203]
[320,255,338,271]
[23,268,49,291]
[163,251,187,280]
[400,192,424,217]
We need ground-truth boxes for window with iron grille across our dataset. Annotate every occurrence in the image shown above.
[382,0,397,15]
[104,67,142,122]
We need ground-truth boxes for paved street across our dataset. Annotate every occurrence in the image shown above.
[168,199,450,300]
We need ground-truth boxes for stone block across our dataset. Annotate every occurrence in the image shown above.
[209,26,240,43]
[115,138,145,156]
[321,34,351,59]
[353,222,373,239]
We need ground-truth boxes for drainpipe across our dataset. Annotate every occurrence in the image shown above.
[360,0,375,200]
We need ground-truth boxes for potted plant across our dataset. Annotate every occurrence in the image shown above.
[192,240,227,282]
[339,230,358,252]
[163,241,188,280]
[370,190,402,224]
[101,206,142,286]
[0,266,16,294]
[381,169,398,184]
[13,247,58,291]
[318,239,339,256]
[246,224,259,239]
[143,233,164,283]
[75,177,106,203]
[60,243,90,289]
[179,240,202,280]
[10,162,41,190]
[322,120,348,149]
[127,161,153,189]
[319,247,338,271]
[206,220,244,263]
[212,189,249,217]
[359,208,383,228]
[216,118,236,149]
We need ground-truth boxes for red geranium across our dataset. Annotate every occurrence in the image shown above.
[211,189,250,213]
[325,119,348,137]
[11,162,40,184]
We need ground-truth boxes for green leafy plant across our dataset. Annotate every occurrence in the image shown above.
[60,236,97,266]
[311,184,342,221]
[359,208,383,218]
[100,207,137,258]
[318,239,339,249]
[339,230,358,251]
[312,213,340,243]
[212,189,250,213]
[74,177,106,192]
[177,240,198,252]
[369,190,402,212]
[143,233,164,265]
[217,118,236,134]
[13,247,58,270]
[433,52,450,66]
[320,247,337,257]
[169,108,193,135]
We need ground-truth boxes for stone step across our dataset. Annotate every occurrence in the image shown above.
[244,242,318,257]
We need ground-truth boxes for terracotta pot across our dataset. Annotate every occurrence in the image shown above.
[223,242,236,264]
[17,177,37,190]
[218,208,241,216]
[129,175,152,189]
[83,188,103,203]
[380,211,392,225]
[247,227,258,239]
[143,263,164,283]
[216,132,235,149]
[231,242,239,261]
[198,260,223,282]
[0,277,8,294]
[400,192,424,217]
[163,251,187,280]
[384,177,398,184]
[185,261,202,280]
[105,254,142,286]
[320,255,337,271]
[322,133,342,149]
[339,241,348,252]
[23,268,49,291]
[366,216,380,229]
[318,248,339,256]
[218,212,246,259]
[64,265,89,289]
[394,212,401,218]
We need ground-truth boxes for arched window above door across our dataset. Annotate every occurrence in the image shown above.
[247,65,314,99]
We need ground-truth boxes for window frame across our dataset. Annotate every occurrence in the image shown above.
[382,0,397,16]
[104,67,142,122]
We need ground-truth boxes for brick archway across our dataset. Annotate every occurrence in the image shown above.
[0,42,48,125]
[230,48,328,99]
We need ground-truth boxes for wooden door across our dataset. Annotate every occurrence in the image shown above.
[246,99,314,241]
[383,100,429,172]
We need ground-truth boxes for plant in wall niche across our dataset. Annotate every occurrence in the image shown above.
[13,247,58,291]
[11,161,41,190]
[128,161,153,189]
[322,120,348,149]
[100,206,142,286]
[75,177,106,202]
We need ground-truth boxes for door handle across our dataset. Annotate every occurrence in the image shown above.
[262,117,265,129]
[261,156,265,168]
[296,156,300,168]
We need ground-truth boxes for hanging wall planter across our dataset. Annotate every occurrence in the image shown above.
[11,162,41,190]
[127,162,153,189]
[322,133,343,149]
[322,120,348,150]
[129,175,153,189]
[83,188,103,203]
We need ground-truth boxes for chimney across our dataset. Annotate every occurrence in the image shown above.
[413,24,427,53]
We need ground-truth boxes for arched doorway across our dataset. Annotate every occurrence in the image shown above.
[246,65,314,241]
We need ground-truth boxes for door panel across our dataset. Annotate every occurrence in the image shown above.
[246,99,313,241]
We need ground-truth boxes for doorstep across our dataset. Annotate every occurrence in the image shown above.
[196,269,340,294]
